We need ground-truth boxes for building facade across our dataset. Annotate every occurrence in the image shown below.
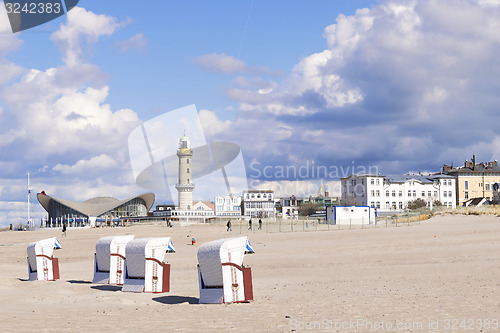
[37,192,155,227]
[242,190,275,218]
[442,156,500,206]
[214,195,242,216]
[341,174,456,211]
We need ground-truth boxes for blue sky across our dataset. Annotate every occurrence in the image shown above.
[1,0,500,226]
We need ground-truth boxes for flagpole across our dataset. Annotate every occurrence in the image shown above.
[27,172,31,230]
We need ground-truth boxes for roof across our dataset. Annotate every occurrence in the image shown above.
[446,164,500,173]
[37,192,155,217]
[342,173,456,183]
[193,201,215,210]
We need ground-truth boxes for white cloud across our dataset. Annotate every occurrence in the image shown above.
[2,69,139,155]
[53,154,118,175]
[51,7,120,66]
[192,53,282,76]
[118,33,148,52]
[193,53,247,74]
[0,6,23,54]
[198,109,231,136]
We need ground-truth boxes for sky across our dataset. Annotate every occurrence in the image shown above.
[1,0,500,227]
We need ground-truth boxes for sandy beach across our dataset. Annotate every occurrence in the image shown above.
[0,214,499,332]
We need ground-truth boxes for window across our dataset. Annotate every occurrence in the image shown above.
[448,191,452,197]
[376,179,380,185]
[399,191,402,197]
[486,182,490,191]
[263,194,267,198]
[385,202,390,209]
[376,190,380,197]
[428,191,431,197]
[448,180,452,186]
[421,191,425,197]
[413,190,416,197]
[465,191,469,199]
[371,190,375,196]
[464,181,469,190]
[434,191,438,197]
[386,190,390,197]
[187,168,190,173]
[408,190,411,197]
[376,202,380,208]
[392,190,396,197]
[392,202,396,209]
[444,191,447,198]
[399,202,403,209]
[187,159,190,164]
[362,179,365,185]
[371,201,375,207]
[371,179,374,185]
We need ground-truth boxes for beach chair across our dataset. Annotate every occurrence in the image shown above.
[122,237,175,293]
[92,235,135,285]
[197,236,255,303]
[27,237,61,281]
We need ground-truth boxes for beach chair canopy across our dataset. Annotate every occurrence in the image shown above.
[125,237,175,278]
[197,236,252,287]
[95,235,134,273]
[27,237,61,281]
[27,237,61,268]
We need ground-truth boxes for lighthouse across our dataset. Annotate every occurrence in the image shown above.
[175,133,195,210]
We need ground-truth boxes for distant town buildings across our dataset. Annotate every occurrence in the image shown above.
[341,173,456,211]
[214,195,241,216]
[242,189,275,218]
[276,194,340,218]
[442,155,500,206]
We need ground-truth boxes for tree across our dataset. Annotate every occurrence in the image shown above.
[299,202,320,216]
[407,198,427,210]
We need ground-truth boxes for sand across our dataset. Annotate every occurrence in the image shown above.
[0,214,499,332]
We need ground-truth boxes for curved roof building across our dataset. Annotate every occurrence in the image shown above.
[37,192,155,226]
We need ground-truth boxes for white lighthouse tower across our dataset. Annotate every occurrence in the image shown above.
[175,132,195,210]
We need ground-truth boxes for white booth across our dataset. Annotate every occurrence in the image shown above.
[93,235,135,285]
[27,237,61,281]
[197,236,255,304]
[122,237,175,293]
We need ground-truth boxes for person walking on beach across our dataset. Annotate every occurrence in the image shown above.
[226,220,232,232]
[62,222,67,236]
[258,218,262,230]
[248,219,252,230]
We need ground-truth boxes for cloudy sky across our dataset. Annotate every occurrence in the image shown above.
[1,0,500,227]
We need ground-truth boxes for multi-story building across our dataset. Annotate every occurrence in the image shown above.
[277,194,340,218]
[442,155,500,206]
[341,173,456,211]
[242,190,275,218]
[214,195,242,216]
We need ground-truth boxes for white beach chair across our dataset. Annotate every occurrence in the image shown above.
[197,236,255,304]
[122,237,175,293]
[27,237,61,281]
[92,235,135,285]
